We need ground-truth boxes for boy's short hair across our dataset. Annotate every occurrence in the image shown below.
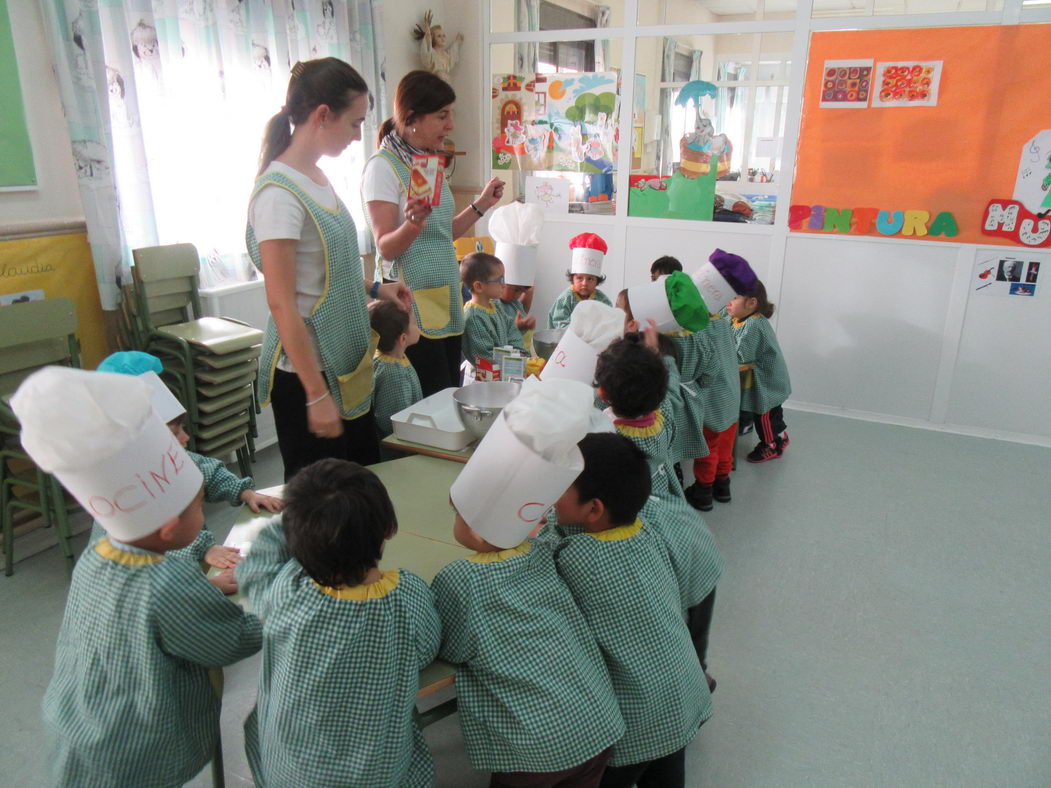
[461,252,501,289]
[573,433,651,526]
[283,459,397,587]
[650,256,683,276]
[369,300,410,353]
[595,334,668,418]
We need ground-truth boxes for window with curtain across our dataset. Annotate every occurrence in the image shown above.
[538,1,597,74]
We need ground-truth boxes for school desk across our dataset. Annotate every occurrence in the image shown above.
[380,433,475,464]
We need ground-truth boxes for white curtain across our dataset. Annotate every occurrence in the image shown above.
[658,38,677,175]
[40,0,388,302]
[514,0,540,75]
[594,5,611,72]
[690,49,703,80]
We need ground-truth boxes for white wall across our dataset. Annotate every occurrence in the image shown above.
[0,1,83,228]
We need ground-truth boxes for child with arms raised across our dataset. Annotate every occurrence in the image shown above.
[433,379,624,786]
[548,233,613,329]
[461,251,528,371]
[370,300,423,436]
[12,368,262,786]
[237,458,440,787]
[554,433,711,788]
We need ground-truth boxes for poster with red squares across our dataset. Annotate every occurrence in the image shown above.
[819,59,874,108]
[872,61,942,107]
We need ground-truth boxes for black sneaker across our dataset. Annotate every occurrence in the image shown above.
[776,432,790,455]
[712,475,731,502]
[746,442,780,463]
[686,483,714,511]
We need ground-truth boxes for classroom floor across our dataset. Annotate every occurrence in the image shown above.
[1,409,1048,787]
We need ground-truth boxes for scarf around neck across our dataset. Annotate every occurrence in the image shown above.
[380,131,431,168]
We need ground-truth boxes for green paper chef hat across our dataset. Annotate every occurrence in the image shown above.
[664,271,710,332]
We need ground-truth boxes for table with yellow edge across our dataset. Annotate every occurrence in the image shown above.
[222,454,469,728]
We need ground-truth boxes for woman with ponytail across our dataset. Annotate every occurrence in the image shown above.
[363,70,505,395]
[247,58,412,480]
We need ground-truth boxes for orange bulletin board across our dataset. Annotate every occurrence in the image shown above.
[791,25,1051,246]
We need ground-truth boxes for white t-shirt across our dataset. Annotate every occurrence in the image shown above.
[361,154,406,280]
[249,161,337,372]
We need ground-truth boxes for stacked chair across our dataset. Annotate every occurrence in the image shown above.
[0,298,81,576]
[117,243,263,478]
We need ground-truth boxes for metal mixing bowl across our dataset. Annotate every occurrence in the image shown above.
[531,328,565,361]
[453,381,521,440]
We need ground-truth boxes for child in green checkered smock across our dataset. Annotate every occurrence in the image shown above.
[9,366,263,788]
[460,252,528,368]
[728,281,792,464]
[547,285,613,330]
[369,300,424,436]
[432,524,624,779]
[237,460,440,788]
[553,434,710,785]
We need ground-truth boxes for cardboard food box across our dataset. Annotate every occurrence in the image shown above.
[410,154,444,206]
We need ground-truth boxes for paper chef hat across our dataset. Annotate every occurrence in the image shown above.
[10,367,203,542]
[450,378,592,548]
[627,272,710,334]
[490,202,544,287]
[541,300,624,385]
[691,248,758,310]
[569,232,608,277]
[97,351,187,423]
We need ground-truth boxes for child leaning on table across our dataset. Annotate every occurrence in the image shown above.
[553,433,711,788]
[370,299,423,436]
[432,379,624,787]
[11,367,262,787]
[237,458,441,788]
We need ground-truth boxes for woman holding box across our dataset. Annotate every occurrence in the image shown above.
[364,70,505,396]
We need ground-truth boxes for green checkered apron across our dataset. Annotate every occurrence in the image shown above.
[732,314,792,414]
[664,335,709,462]
[364,150,462,339]
[247,172,377,420]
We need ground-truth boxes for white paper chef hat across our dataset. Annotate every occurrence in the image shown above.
[569,233,608,277]
[627,272,710,334]
[541,300,624,385]
[691,248,758,310]
[140,371,187,423]
[490,202,544,287]
[450,378,592,549]
[10,367,203,542]
[97,351,187,423]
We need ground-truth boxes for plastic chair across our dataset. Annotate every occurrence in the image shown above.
[452,236,494,261]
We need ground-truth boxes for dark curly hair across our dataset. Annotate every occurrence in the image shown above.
[594,334,668,419]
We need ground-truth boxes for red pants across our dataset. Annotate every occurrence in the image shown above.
[693,423,736,484]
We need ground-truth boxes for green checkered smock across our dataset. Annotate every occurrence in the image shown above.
[43,538,261,787]
[431,539,624,774]
[639,494,723,613]
[555,519,711,767]
[664,333,708,462]
[372,353,423,436]
[547,287,613,329]
[695,315,740,432]
[237,522,440,788]
[613,408,688,508]
[462,302,528,366]
[733,314,792,414]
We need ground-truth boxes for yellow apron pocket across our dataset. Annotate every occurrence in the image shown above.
[740,368,755,390]
[337,331,380,414]
[413,285,453,333]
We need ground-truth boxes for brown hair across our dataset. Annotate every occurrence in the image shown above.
[377,70,456,144]
[461,252,500,289]
[257,58,371,175]
[748,280,776,318]
[369,300,410,353]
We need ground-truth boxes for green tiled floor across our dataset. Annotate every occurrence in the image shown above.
[2,411,1049,787]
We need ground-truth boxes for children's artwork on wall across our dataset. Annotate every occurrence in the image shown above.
[871,61,942,107]
[819,59,874,108]
[524,175,570,214]
[1012,130,1051,215]
[491,73,619,174]
[972,253,1044,297]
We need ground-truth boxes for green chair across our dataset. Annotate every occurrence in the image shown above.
[0,298,81,576]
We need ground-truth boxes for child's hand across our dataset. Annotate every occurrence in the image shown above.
[209,568,238,596]
[515,313,536,331]
[205,544,241,569]
[241,489,284,514]
[641,319,660,352]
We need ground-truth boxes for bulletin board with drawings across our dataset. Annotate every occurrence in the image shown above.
[792,25,1051,248]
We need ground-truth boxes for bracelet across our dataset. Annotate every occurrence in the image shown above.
[469,202,484,217]
[305,391,331,408]
[369,280,381,299]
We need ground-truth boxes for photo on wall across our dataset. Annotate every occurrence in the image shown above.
[819,59,874,108]
[973,253,1043,297]
[871,61,942,107]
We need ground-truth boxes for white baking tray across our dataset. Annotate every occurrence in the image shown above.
[390,387,472,451]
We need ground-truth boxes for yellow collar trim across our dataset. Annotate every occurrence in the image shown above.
[589,518,643,542]
[615,410,664,438]
[313,569,400,600]
[731,313,759,329]
[374,351,411,367]
[466,541,533,564]
[465,301,497,314]
[95,538,164,566]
